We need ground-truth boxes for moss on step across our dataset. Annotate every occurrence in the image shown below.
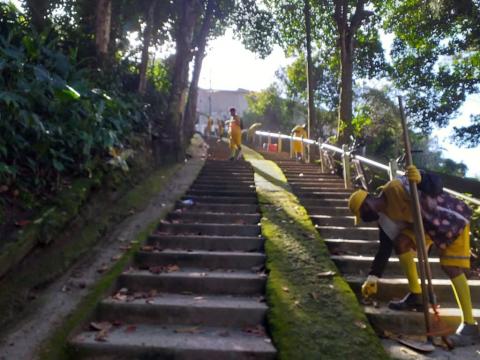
[242,146,388,359]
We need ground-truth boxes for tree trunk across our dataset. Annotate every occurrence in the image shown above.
[26,0,49,32]
[337,29,354,143]
[95,0,112,66]
[333,0,371,144]
[184,0,215,141]
[165,0,198,159]
[304,0,315,142]
[138,1,156,95]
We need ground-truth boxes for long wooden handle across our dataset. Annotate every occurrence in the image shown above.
[398,96,433,339]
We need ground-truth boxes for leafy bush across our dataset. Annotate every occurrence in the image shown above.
[0,4,149,202]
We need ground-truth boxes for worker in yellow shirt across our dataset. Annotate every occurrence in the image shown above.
[205,117,213,138]
[349,166,478,347]
[228,107,243,160]
[217,119,224,138]
[291,124,307,161]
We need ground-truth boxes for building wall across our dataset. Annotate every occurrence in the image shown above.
[197,88,250,121]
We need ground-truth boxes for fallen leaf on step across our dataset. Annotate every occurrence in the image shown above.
[97,265,109,274]
[282,286,289,293]
[194,296,204,300]
[141,245,154,252]
[112,293,127,301]
[15,220,31,227]
[111,254,122,261]
[243,325,266,337]
[148,289,158,298]
[125,325,137,333]
[317,271,336,278]
[166,264,180,273]
[294,300,300,306]
[94,329,109,342]
[174,327,200,334]
[90,322,112,332]
[149,266,165,274]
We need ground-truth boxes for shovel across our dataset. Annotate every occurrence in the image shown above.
[398,97,454,350]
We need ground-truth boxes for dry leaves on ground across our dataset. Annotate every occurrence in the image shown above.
[243,325,266,337]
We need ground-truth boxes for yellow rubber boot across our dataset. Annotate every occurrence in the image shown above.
[398,251,422,294]
[451,273,475,325]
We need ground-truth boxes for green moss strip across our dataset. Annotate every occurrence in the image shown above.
[242,146,388,359]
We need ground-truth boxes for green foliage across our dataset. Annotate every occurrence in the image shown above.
[383,0,480,145]
[0,4,149,201]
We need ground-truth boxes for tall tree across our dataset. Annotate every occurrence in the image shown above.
[95,0,112,65]
[184,0,217,141]
[265,0,386,144]
[383,0,480,147]
[24,0,50,32]
[332,0,374,143]
[165,0,200,157]
[138,0,156,95]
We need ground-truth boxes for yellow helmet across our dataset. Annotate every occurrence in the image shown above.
[348,189,368,225]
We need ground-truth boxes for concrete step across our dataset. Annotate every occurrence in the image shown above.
[118,269,266,295]
[325,238,378,255]
[167,212,261,225]
[195,175,254,182]
[198,170,253,175]
[186,190,257,198]
[298,198,348,207]
[97,294,267,328]
[331,255,450,279]
[135,250,265,270]
[190,184,257,192]
[295,191,350,199]
[325,238,442,257]
[70,324,276,360]
[365,306,480,335]
[304,206,351,216]
[193,180,255,186]
[182,195,258,205]
[177,203,260,214]
[156,223,259,237]
[345,275,480,306]
[315,225,378,240]
[290,184,347,190]
[310,215,356,227]
[147,234,264,252]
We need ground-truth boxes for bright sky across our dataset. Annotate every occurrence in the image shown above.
[199,30,480,178]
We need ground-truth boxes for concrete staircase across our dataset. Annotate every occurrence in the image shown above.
[69,160,276,359]
[260,153,480,337]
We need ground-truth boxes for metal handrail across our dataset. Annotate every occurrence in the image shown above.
[254,130,480,206]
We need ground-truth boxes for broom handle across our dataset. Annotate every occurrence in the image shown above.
[398,96,434,339]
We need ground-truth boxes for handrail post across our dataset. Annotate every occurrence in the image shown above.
[318,142,325,173]
[388,160,398,180]
[267,136,271,151]
[290,136,294,159]
[278,134,282,153]
[259,135,263,149]
[342,144,351,189]
[306,143,310,163]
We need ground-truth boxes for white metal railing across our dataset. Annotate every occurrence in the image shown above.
[253,130,480,206]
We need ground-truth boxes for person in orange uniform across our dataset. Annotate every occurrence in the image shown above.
[291,124,307,161]
[205,117,213,138]
[228,107,243,160]
[217,119,224,138]
[349,166,479,347]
